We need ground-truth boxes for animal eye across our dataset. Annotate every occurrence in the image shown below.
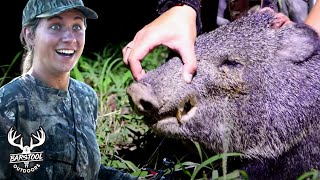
[221,59,242,68]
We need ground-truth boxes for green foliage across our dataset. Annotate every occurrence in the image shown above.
[190,153,244,180]
[0,51,22,87]
[3,42,317,179]
[70,43,319,179]
[70,43,169,174]
[297,169,320,180]
[171,141,245,180]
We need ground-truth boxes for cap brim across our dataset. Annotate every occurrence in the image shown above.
[36,5,98,19]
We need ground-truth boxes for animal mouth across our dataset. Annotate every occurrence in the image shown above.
[155,95,198,125]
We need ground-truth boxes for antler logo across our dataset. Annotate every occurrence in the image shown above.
[8,126,45,173]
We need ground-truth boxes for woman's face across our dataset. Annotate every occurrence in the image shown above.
[32,9,86,76]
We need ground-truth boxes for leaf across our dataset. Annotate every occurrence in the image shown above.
[192,140,203,162]
[191,153,243,180]
[297,169,319,180]
[131,170,149,177]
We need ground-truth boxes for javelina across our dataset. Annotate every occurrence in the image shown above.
[126,10,320,179]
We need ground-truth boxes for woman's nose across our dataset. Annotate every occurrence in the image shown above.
[62,28,77,43]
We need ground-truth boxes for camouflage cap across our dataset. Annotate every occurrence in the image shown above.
[22,0,98,26]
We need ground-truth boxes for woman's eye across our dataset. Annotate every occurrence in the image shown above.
[73,25,82,31]
[50,24,61,30]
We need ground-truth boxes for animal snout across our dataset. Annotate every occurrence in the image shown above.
[126,83,159,114]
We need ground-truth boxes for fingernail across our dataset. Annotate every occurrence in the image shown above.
[141,69,146,76]
[183,73,193,83]
[136,70,146,81]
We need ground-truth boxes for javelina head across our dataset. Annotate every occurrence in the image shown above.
[126,10,320,159]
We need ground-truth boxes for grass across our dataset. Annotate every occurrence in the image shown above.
[0,51,22,87]
[69,43,246,179]
[70,42,170,177]
[2,43,319,179]
[69,43,320,179]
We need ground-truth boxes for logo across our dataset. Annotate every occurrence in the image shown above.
[8,126,46,173]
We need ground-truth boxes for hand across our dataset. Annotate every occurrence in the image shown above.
[259,7,293,28]
[305,1,320,35]
[122,5,197,83]
[271,12,293,28]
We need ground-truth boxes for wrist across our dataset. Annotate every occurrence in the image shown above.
[157,0,202,34]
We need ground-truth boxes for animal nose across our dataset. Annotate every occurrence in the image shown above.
[126,83,159,113]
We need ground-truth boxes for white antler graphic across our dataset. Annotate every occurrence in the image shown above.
[8,127,46,168]
[8,127,24,151]
[29,127,46,151]
[8,127,46,154]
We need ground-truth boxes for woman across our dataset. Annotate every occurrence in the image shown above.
[0,0,135,179]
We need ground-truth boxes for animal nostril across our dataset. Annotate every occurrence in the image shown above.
[140,99,155,111]
[126,83,159,113]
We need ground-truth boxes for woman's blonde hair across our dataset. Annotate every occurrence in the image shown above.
[19,18,40,74]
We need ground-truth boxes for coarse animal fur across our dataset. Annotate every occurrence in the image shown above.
[126,10,320,179]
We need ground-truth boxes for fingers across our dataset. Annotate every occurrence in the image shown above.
[178,43,197,83]
[272,13,292,28]
[122,43,145,81]
[257,7,293,29]
[128,59,146,81]
[122,33,159,81]
[182,60,197,83]
[122,41,134,65]
[122,4,198,83]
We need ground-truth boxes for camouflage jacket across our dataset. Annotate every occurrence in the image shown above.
[0,74,135,180]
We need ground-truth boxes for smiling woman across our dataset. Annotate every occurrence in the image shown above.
[0,0,135,179]
[24,10,87,87]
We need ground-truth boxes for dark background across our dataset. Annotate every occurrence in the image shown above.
[2,0,218,83]
[2,0,158,76]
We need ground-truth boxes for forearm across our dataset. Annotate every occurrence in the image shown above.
[305,1,320,35]
[157,0,202,34]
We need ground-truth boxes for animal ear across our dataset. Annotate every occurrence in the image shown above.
[275,23,319,63]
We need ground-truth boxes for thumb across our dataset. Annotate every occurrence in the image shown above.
[178,45,197,83]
